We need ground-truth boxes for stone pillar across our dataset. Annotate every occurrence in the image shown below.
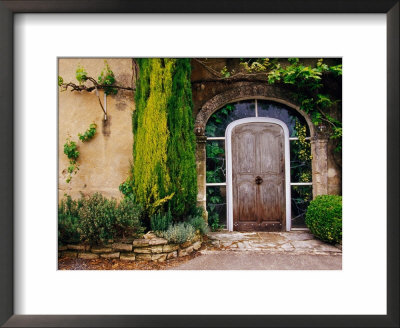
[195,135,208,222]
[311,137,329,198]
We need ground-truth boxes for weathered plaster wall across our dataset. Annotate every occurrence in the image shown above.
[58,58,134,200]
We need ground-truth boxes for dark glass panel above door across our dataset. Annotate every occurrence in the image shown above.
[257,100,310,137]
[205,101,255,137]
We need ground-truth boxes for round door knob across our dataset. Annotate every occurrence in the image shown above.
[255,176,263,185]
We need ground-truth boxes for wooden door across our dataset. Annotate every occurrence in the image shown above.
[231,122,286,231]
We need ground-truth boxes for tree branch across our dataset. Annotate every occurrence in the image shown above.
[192,75,269,84]
[94,87,106,117]
[60,78,135,93]
[59,75,135,121]
[193,59,223,78]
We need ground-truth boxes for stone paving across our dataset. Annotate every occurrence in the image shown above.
[203,230,342,255]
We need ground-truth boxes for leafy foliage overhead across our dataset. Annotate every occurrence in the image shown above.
[242,58,342,150]
[213,58,342,150]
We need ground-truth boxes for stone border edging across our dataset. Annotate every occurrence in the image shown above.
[58,232,203,262]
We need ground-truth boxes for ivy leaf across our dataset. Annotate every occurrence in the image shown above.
[316,94,333,108]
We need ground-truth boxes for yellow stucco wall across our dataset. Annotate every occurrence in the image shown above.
[58,58,134,200]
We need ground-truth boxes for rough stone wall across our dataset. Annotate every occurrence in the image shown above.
[326,104,342,195]
[58,232,203,262]
[58,58,135,200]
[327,140,342,195]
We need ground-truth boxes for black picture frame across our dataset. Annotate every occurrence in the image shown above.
[0,1,398,327]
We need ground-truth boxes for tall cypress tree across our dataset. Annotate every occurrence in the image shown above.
[166,59,197,218]
[132,58,197,220]
[133,58,174,216]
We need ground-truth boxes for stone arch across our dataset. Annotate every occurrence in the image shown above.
[194,84,329,220]
[194,84,315,138]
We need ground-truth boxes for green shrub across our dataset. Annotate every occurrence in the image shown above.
[59,193,146,245]
[187,207,209,235]
[58,195,82,244]
[208,212,222,232]
[119,175,134,197]
[305,195,342,244]
[188,216,209,235]
[115,195,145,239]
[150,209,173,232]
[159,222,196,244]
[77,193,117,245]
[58,215,80,244]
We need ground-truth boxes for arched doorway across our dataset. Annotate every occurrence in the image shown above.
[200,99,312,231]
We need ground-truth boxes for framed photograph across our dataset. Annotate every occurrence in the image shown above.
[1,1,398,327]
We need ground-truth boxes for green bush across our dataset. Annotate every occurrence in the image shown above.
[119,175,134,197]
[150,209,173,232]
[159,222,196,244]
[208,212,222,232]
[305,195,342,244]
[115,195,145,239]
[58,195,82,244]
[58,196,81,244]
[187,207,209,235]
[77,193,117,245]
[58,193,146,245]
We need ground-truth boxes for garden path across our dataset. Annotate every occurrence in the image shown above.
[205,230,341,255]
[170,230,342,270]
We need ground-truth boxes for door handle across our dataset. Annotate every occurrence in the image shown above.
[255,176,263,185]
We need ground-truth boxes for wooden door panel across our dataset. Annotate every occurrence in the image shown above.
[232,122,286,231]
[259,180,284,221]
[237,182,257,221]
[236,130,256,173]
[259,127,283,174]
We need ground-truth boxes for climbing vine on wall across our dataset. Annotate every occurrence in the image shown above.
[63,123,97,183]
[58,60,134,120]
[199,58,342,150]
[78,123,97,142]
[63,139,80,183]
[242,58,342,150]
[59,60,136,184]
[98,61,118,95]
[291,120,312,203]
[267,59,341,142]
